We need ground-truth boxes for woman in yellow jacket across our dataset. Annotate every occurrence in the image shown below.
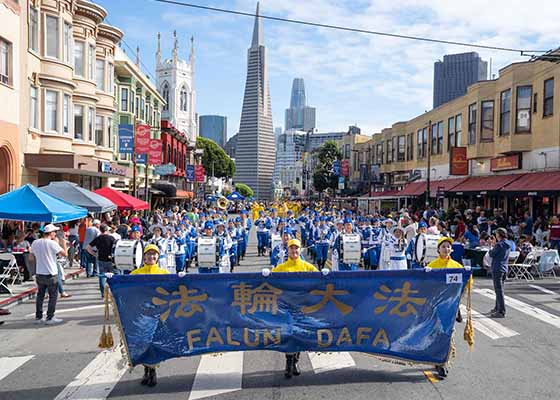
[271,239,318,378]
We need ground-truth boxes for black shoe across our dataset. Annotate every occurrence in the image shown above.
[141,366,150,385]
[284,355,293,379]
[147,367,157,387]
[436,365,448,378]
[455,309,463,323]
[292,358,301,376]
[490,312,505,318]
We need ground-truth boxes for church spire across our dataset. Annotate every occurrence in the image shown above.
[189,36,195,70]
[156,32,161,65]
[172,30,178,61]
[251,2,263,48]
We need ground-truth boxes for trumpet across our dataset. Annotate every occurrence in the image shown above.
[217,196,230,210]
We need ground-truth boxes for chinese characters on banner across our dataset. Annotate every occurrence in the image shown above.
[194,165,205,182]
[135,124,151,154]
[148,139,162,166]
[108,270,471,367]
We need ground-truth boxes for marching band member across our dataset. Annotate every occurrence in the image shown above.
[160,228,179,273]
[359,218,372,270]
[173,226,187,273]
[215,221,232,272]
[235,217,247,261]
[270,228,293,267]
[227,220,240,271]
[313,217,331,269]
[256,218,271,256]
[197,221,222,273]
[406,221,429,269]
[381,226,408,270]
[332,218,359,271]
[367,219,384,270]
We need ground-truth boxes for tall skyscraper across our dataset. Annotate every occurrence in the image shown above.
[433,52,488,108]
[285,78,316,131]
[234,2,275,200]
[199,115,227,148]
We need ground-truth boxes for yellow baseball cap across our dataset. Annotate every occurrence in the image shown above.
[144,244,161,255]
[437,237,454,248]
[287,238,302,248]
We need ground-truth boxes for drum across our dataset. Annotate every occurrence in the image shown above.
[114,240,143,271]
[414,234,440,265]
[197,237,217,268]
[342,234,361,264]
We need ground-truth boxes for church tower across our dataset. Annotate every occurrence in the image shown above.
[156,31,197,143]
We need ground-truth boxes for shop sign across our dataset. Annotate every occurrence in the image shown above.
[148,139,162,165]
[186,165,195,181]
[135,124,152,154]
[449,147,468,175]
[112,180,126,189]
[480,191,487,195]
[154,163,177,176]
[528,192,538,196]
[490,154,521,172]
[99,161,127,177]
[118,124,134,154]
[455,191,464,195]
[135,154,147,164]
[393,172,410,185]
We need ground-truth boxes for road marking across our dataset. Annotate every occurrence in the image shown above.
[54,349,126,400]
[25,304,104,318]
[529,285,557,295]
[460,305,519,340]
[0,355,34,382]
[308,352,355,374]
[474,288,560,329]
[423,370,440,383]
[188,352,244,400]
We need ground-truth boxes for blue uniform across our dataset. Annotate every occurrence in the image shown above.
[313,224,331,268]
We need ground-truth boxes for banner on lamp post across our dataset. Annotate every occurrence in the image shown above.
[135,154,147,164]
[186,165,195,181]
[118,124,134,154]
[194,165,205,182]
[135,124,151,154]
[148,139,162,165]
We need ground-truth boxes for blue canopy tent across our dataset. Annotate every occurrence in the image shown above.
[0,184,88,223]
[226,191,245,201]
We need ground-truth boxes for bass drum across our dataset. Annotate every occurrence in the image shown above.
[114,240,144,271]
[413,234,440,265]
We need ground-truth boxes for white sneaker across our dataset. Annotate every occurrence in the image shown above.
[34,318,44,324]
[45,317,63,325]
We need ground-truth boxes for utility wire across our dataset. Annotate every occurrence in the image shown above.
[152,0,551,55]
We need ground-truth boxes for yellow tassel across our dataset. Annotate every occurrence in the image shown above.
[463,278,475,350]
[107,326,114,348]
[98,285,114,349]
[99,325,108,348]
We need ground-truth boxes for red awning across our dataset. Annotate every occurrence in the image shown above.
[399,182,426,197]
[448,174,523,193]
[94,187,149,210]
[429,178,468,197]
[174,190,194,199]
[501,171,560,192]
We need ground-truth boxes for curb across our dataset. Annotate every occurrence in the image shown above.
[0,268,85,308]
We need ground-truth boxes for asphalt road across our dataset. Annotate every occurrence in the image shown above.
[1,227,560,400]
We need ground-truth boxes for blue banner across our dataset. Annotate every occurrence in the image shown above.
[118,124,134,154]
[108,270,471,367]
[333,160,341,176]
[186,164,195,181]
[135,154,147,165]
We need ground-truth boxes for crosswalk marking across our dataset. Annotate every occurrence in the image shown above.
[188,352,244,400]
[460,305,519,340]
[474,288,560,329]
[528,285,557,295]
[25,305,104,318]
[0,355,34,382]
[308,352,355,374]
[54,349,126,400]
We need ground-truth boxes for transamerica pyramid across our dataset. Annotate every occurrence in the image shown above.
[234,2,275,200]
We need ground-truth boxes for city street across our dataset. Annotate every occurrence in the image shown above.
[1,228,559,400]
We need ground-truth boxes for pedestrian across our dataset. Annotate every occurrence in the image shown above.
[488,228,510,318]
[271,238,318,378]
[549,216,560,250]
[29,224,68,325]
[83,219,101,277]
[86,224,117,298]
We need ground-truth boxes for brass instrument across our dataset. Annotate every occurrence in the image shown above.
[217,196,230,210]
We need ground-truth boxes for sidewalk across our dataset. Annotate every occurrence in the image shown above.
[0,266,85,308]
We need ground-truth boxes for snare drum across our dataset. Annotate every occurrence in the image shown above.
[114,240,144,271]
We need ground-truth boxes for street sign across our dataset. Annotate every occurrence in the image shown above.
[118,124,134,154]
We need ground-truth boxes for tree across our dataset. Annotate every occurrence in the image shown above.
[235,182,254,198]
[196,137,236,178]
[312,140,342,193]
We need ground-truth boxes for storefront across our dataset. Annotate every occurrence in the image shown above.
[447,174,523,210]
[0,124,20,195]
[500,171,560,217]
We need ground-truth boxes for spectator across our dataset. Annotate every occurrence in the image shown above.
[518,235,534,261]
[520,212,533,238]
[454,216,466,240]
[488,228,510,318]
[86,224,117,298]
[549,216,560,250]
[464,224,480,248]
[83,219,101,277]
[29,224,68,325]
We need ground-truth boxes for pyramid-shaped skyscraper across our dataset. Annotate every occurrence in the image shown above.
[234,2,275,200]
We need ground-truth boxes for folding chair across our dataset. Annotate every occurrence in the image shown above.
[509,251,536,282]
[534,250,559,279]
[0,253,20,295]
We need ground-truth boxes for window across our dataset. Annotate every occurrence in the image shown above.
[416,129,422,159]
[499,89,511,135]
[120,88,128,111]
[74,104,83,140]
[391,136,397,162]
[516,85,532,133]
[88,107,94,141]
[344,144,350,159]
[140,98,145,120]
[533,93,538,113]
[397,135,405,162]
[95,115,103,146]
[30,86,38,129]
[180,86,188,111]
[167,144,171,163]
[437,121,443,153]
[544,78,554,117]
[448,117,455,151]
[406,133,413,161]
[74,41,84,77]
[162,82,169,111]
[376,143,383,165]
[455,114,462,146]
[422,128,427,157]
[96,59,105,91]
[63,23,71,63]
[386,140,392,164]
[468,103,477,144]
[45,90,58,132]
[430,123,437,155]
[135,96,139,118]
[108,117,113,149]
[29,6,39,52]
[108,63,114,95]
[46,15,59,59]
[0,37,11,86]
[88,45,95,81]
[481,100,494,142]
[380,142,385,164]
[63,94,70,134]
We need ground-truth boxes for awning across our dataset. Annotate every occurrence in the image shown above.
[40,181,117,213]
[429,178,468,197]
[173,190,194,199]
[449,175,523,194]
[94,187,149,210]
[500,171,560,193]
[399,182,426,197]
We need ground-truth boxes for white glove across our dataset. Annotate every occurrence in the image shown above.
[321,268,330,276]
[105,272,114,279]
[262,268,271,277]
[178,271,187,277]
[464,266,471,271]
[424,267,432,272]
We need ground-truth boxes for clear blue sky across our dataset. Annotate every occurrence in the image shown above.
[96,0,559,138]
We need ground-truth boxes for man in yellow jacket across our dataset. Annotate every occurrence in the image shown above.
[272,239,318,377]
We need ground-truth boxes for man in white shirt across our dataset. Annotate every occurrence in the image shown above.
[30,224,68,325]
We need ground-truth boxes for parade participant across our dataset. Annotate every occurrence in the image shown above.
[174,227,187,273]
[313,217,331,269]
[227,220,240,271]
[256,218,270,256]
[406,221,428,269]
[271,239,318,378]
[158,228,178,272]
[332,218,360,271]
[367,218,384,270]
[148,225,164,250]
[215,221,232,272]
[270,228,293,267]
[129,225,143,242]
[488,228,510,318]
[381,226,408,270]
[235,217,247,261]
[359,218,372,270]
